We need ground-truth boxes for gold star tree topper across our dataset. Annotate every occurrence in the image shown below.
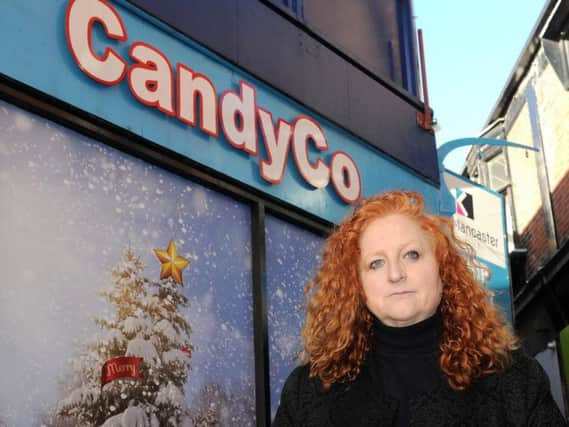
[153,240,190,285]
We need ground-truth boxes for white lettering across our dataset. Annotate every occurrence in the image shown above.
[177,64,218,137]
[220,82,258,155]
[64,2,362,204]
[66,0,127,85]
[292,116,329,189]
[331,151,361,204]
[258,108,292,184]
[128,42,175,116]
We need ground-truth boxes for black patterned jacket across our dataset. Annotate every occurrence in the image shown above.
[272,350,567,426]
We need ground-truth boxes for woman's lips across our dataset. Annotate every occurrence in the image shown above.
[389,290,415,297]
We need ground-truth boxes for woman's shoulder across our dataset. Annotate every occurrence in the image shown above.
[272,365,331,426]
[284,364,311,384]
[280,364,324,400]
[501,348,549,381]
[488,348,567,425]
[482,348,548,391]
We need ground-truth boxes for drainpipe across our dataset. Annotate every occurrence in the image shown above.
[416,29,433,133]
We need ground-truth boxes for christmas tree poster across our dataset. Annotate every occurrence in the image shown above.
[0,100,256,426]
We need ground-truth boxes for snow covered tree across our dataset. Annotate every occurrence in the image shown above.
[191,384,222,426]
[190,382,256,427]
[55,245,194,426]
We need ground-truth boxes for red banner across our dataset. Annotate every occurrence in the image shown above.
[101,356,143,386]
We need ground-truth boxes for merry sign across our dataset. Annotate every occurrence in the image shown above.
[101,356,143,386]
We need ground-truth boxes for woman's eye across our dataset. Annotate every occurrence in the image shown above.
[404,250,420,260]
[369,259,385,269]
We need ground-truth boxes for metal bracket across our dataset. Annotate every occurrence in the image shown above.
[437,138,539,216]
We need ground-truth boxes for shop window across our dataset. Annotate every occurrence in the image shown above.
[268,0,304,19]
[470,166,480,184]
[265,214,324,420]
[396,0,417,95]
[487,152,509,192]
[0,99,256,426]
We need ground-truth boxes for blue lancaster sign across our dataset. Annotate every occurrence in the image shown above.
[0,0,438,223]
[443,170,514,324]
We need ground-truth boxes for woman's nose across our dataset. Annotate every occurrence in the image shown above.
[388,260,406,283]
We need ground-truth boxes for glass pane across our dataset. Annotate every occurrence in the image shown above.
[265,215,325,420]
[488,153,508,190]
[270,0,303,17]
[0,100,255,426]
[471,167,480,184]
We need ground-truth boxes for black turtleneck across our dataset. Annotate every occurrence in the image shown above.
[368,310,444,427]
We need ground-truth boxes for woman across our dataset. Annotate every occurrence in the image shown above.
[273,191,566,426]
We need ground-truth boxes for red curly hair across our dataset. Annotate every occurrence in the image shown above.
[301,190,518,391]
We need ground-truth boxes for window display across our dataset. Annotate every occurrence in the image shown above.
[0,100,255,426]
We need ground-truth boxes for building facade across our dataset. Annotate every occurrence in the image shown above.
[0,1,440,426]
[462,0,569,415]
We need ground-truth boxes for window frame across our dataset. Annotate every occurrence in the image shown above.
[486,151,510,193]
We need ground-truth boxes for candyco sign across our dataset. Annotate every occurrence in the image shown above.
[65,0,362,204]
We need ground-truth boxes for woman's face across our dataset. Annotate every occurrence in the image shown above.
[359,213,443,327]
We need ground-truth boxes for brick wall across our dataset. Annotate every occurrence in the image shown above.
[517,207,551,275]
